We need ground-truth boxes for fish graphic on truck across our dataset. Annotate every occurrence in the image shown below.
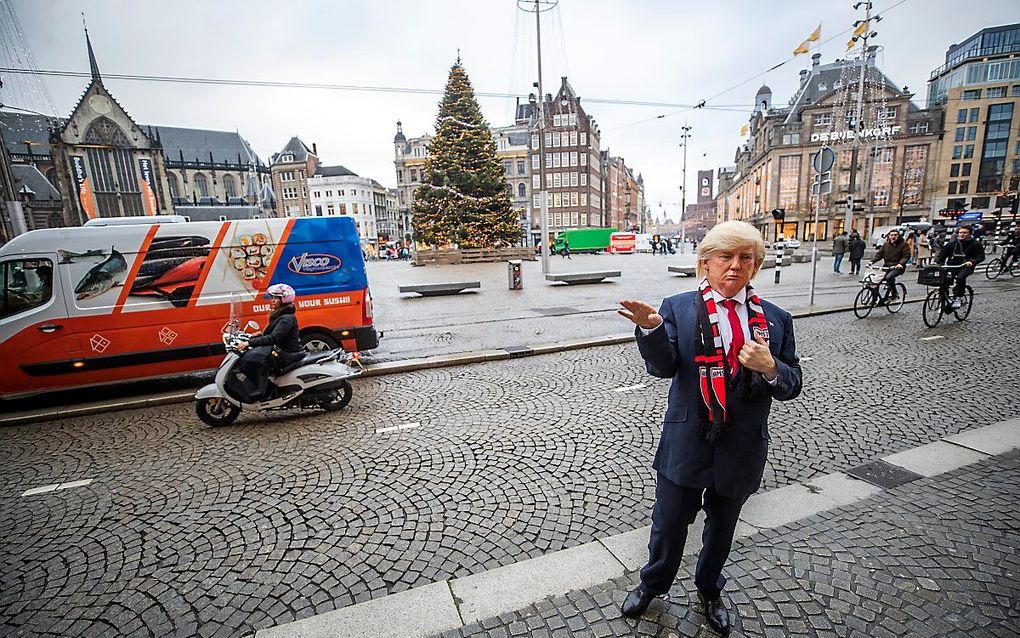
[74,247,127,300]
[0,216,379,399]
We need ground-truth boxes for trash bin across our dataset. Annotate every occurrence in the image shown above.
[507,260,523,290]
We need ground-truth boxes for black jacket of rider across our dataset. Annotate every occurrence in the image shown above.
[247,304,303,354]
[937,237,985,267]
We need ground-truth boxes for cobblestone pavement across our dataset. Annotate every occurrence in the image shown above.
[1,286,1019,637]
[432,449,1020,638]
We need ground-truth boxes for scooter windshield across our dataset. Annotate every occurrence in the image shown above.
[226,294,243,336]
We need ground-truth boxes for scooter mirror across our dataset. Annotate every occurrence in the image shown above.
[246,320,260,332]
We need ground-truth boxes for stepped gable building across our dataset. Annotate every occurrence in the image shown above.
[521,77,604,241]
[270,137,319,218]
[0,29,271,232]
[926,23,1020,221]
[717,52,938,242]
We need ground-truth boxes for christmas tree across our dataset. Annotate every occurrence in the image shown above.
[413,60,519,248]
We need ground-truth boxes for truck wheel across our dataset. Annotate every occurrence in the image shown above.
[302,331,339,353]
[196,398,239,427]
[320,380,353,411]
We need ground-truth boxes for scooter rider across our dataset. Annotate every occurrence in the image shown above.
[234,284,305,401]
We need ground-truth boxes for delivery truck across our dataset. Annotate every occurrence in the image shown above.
[0,215,378,399]
[552,228,614,254]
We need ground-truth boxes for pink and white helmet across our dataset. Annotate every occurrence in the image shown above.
[264,283,296,304]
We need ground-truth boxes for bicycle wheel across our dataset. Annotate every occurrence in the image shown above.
[886,283,906,313]
[1011,260,1020,278]
[853,287,876,318]
[954,286,973,321]
[985,258,1002,280]
[922,289,943,327]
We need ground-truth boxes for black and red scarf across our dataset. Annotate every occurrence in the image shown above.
[694,278,771,442]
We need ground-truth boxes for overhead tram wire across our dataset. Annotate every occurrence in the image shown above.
[606,0,911,131]
[0,66,754,112]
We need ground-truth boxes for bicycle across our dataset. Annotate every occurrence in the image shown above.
[983,248,1020,280]
[919,264,973,328]
[853,264,905,318]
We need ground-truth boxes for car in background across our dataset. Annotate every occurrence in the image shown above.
[771,238,801,250]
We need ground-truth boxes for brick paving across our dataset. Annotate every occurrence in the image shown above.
[431,449,1020,638]
[1,285,1019,637]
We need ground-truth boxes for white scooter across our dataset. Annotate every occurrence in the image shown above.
[195,314,363,427]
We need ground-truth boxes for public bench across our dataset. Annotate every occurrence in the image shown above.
[398,281,481,297]
[668,264,696,277]
[545,271,621,285]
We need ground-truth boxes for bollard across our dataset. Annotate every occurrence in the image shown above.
[774,248,783,284]
[508,260,523,290]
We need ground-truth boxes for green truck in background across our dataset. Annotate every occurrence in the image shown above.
[552,228,615,253]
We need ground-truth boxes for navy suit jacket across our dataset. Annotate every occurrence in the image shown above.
[636,290,802,498]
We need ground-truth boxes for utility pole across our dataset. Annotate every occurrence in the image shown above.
[679,124,692,246]
[845,1,879,239]
[520,0,557,274]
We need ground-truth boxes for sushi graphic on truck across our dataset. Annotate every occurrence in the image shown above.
[0,216,378,399]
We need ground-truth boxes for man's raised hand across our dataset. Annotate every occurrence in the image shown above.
[618,300,663,330]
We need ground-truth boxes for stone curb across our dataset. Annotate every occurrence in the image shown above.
[0,297,945,427]
[251,417,1020,638]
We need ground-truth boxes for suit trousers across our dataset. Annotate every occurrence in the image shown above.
[639,472,748,599]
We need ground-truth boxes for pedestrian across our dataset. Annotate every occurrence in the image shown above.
[848,232,866,275]
[905,230,916,267]
[560,239,572,260]
[915,229,932,269]
[652,237,659,256]
[666,237,675,255]
[617,221,802,636]
[831,231,848,273]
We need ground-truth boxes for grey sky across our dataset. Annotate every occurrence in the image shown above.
[3,0,1017,222]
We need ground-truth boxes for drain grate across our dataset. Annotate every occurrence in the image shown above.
[531,306,581,316]
[845,459,924,489]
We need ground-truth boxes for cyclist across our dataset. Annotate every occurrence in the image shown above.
[1002,227,1020,268]
[867,228,911,300]
[936,225,985,309]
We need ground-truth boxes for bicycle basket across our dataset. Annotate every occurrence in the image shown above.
[917,266,947,286]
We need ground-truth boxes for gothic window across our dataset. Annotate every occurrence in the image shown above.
[223,174,237,199]
[82,116,132,146]
[518,182,526,198]
[194,173,209,199]
[167,172,179,198]
[45,168,58,190]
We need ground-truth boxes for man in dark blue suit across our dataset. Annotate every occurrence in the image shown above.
[618,221,802,635]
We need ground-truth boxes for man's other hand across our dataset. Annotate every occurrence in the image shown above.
[739,334,778,380]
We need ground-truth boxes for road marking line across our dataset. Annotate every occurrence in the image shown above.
[801,356,815,362]
[21,484,60,496]
[613,384,646,393]
[21,478,96,497]
[920,335,945,341]
[58,479,94,490]
[376,422,421,434]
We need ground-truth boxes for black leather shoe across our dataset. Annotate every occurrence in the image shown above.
[621,586,656,618]
[698,592,731,636]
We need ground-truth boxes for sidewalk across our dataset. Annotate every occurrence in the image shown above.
[255,418,1020,638]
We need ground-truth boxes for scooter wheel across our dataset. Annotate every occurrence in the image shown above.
[320,380,353,411]
[196,398,240,427]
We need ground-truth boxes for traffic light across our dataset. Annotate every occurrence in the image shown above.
[845,196,865,212]
[771,208,785,221]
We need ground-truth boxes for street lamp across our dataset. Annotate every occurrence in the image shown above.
[679,125,692,245]
[519,0,557,275]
